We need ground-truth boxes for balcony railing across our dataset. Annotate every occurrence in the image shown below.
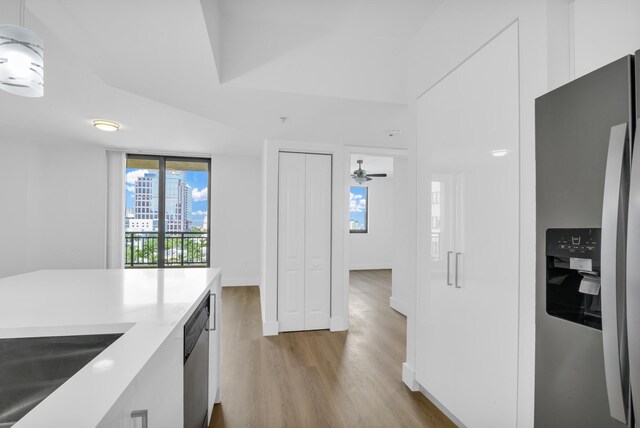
[125,231,208,268]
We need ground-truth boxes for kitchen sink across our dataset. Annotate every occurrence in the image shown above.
[0,334,122,427]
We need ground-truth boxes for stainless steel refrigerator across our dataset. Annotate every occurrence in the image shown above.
[536,51,639,427]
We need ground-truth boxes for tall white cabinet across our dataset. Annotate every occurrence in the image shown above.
[278,152,332,332]
[415,24,520,427]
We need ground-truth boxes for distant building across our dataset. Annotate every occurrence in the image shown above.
[202,213,208,231]
[125,208,135,219]
[130,171,193,232]
[165,171,193,232]
[133,172,159,230]
[126,219,154,232]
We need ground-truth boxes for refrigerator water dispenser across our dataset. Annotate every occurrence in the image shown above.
[546,228,602,329]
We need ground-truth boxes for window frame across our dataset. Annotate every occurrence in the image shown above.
[125,154,211,268]
[349,185,369,234]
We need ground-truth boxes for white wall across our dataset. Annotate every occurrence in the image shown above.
[0,139,107,279]
[572,0,640,79]
[0,140,261,286]
[407,2,548,427]
[391,157,410,316]
[348,176,394,270]
[211,155,261,286]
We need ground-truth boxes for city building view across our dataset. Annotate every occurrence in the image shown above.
[124,160,209,267]
[349,186,368,232]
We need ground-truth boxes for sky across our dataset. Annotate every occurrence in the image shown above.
[125,168,209,228]
[349,186,367,230]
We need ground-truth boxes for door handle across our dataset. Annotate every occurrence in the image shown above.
[447,251,453,285]
[627,121,640,425]
[206,294,216,331]
[455,252,462,288]
[602,122,630,423]
[131,410,148,428]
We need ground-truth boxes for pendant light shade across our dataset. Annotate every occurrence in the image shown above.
[0,24,44,97]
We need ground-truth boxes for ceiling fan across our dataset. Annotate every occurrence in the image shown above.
[351,160,387,184]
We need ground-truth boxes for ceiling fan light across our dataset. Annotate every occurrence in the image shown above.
[0,24,44,98]
[353,176,367,185]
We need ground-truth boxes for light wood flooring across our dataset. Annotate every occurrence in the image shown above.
[210,269,455,428]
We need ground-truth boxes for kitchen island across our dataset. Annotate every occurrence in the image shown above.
[0,268,221,428]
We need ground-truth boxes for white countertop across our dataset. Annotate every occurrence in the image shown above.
[0,268,221,428]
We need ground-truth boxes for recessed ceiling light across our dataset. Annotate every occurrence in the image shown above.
[93,119,120,132]
[491,149,509,157]
[387,129,401,137]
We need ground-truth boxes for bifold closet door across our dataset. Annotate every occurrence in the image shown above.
[304,154,331,330]
[278,152,306,331]
[278,152,331,332]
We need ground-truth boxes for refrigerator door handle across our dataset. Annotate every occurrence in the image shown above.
[628,119,640,425]
[447,251,453,285]
[602,122,630,424]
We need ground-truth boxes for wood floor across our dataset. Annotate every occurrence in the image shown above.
[210,269,455,428]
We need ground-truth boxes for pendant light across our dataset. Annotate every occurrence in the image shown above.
[0,0,44,97]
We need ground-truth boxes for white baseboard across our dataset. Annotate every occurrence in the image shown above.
[330,317,348,331]
[349,264,392,271]
[402,363,419,391]
[390,296,407,316]
[262,320,279,336]
[222,277,260,287]
[418,382,466,427]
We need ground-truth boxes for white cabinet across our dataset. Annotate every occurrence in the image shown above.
[416,24,519,428]
[278,152,332,332]
[96,327,183,428]
[209,276,221,411]
[98,282,221,428]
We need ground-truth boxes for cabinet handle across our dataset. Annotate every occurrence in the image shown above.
[455,252,462,288]
[206,293,216,331]
[131,410,148,428]
[446,251,453,285]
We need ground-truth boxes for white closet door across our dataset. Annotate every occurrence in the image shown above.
[278,152,306,332]
[304,154,331,330]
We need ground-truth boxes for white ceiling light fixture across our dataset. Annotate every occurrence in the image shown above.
[93,119,120,132]
[491,149,510,157]
[0,0,44,97]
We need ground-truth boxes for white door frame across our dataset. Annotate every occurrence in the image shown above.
[343,145,409,320]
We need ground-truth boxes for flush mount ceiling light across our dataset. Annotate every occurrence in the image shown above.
[491,149,510,157]
[93,119,120,132]
[0,1,44,97]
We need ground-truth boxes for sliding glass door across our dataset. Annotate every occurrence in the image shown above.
[124,155,210,268]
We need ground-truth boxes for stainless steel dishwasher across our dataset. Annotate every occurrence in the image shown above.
[184,294,210,428]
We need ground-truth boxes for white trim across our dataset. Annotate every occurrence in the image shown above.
[402,362,419,391]
[106,150,126,269]
[349,264,392,271]
[329,317,348,331]
[222,277,260,287]
[390,296,407,316]
[262,320,279,336]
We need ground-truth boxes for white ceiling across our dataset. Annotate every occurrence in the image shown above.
[0,0,441,155]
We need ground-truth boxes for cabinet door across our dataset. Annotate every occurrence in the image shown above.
[450,24,520,428]
[278,152,307,332]
[416,63,465,411]
[304,154,331,330]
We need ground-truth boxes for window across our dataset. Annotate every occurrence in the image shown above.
[124,155,210,268]
[349,186,368,233]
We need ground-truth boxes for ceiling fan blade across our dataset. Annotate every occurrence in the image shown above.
[365,176,373,181]
[367,173,387,177]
